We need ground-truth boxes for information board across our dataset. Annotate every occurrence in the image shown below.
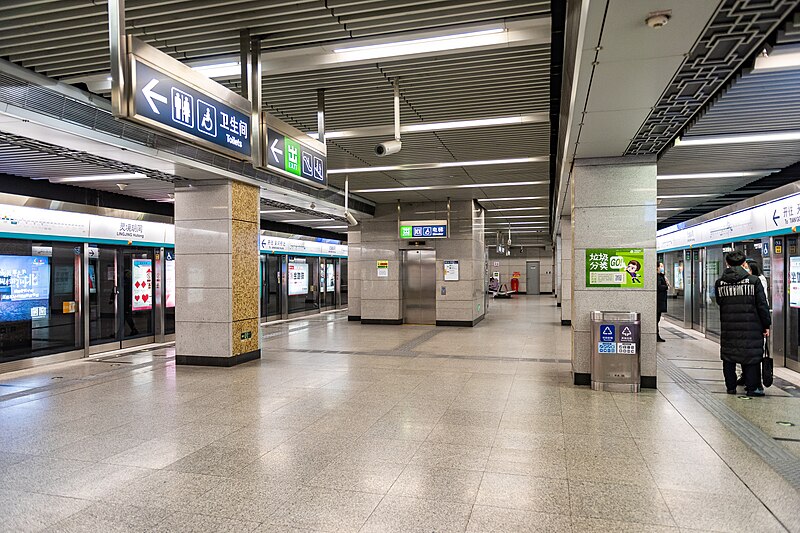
[586,248,645,288]
[377,260,389,278]
[131,258,153,311]
[165,250,176,308]
[444,260,459,281]
[288,262,309,296]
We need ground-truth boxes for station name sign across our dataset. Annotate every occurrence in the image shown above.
[122,37,252,160]
[399,220,448,239]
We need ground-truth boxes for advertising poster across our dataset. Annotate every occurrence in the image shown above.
[165,250,176,308]
[88,264,97,294]
[0,255,50,322]
[586,249,645,288]
[326,264,335,292]
[673,262,684,290]
[790,257,800,308]
[444,260,459,281]
[288,262,309,296]
[131,258,153,311]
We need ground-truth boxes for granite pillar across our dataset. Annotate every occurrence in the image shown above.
[560,216,572,326]
[174,180,261,366]
[570,156,657,388]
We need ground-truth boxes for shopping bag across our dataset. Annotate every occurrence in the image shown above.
[762,341,773,388]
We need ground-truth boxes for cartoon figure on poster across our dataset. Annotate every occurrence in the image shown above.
[625,260,642,284]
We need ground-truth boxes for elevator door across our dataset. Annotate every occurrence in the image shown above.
[402,250,436,325]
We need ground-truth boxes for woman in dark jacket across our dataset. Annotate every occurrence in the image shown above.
[657,262,669,342]
[714,251,771,396]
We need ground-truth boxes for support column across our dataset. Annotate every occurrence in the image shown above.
[560,216,572,325]
[174,180,261,366]
[347,229,362,321]
[570,156,657,388]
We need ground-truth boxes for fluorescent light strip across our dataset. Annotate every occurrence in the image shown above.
[318,226,348,229]
[657,207,685,211]
[353,181,546,193]
[333,28,506,60]
[753,48,800,72]
[260,209,295,214]
[675,131,800,146]
[281,219,331,223]
[478,196,546,201]
[657,170,776,180]
[330,157,546,175]
[486,215,548,219]
[49,173,148,183]
[657,194,718,199]
[191,61,240,78]
[485,206,547,212]
[485,222,548,226]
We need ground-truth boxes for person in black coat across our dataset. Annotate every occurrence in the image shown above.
[657,262,669,342]
[714,251,771,397]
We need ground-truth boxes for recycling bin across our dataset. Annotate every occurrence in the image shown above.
[590,311,641,392]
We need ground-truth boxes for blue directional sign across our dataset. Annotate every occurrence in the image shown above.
[265,126,327,188]
[600,325,615,342]
[131,60,251,159]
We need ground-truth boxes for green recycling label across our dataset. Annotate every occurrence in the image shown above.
[586,248,645,288]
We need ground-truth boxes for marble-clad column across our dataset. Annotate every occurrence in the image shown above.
[174,180,261,366]
[570,156,658,388]
[347,230,362,321]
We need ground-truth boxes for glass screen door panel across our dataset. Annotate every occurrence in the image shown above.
[121,249,154,340]
[88,246,118,345]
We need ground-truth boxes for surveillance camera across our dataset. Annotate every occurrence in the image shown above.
[345,211,358,226]
[645,11,671,28]
[375,140,402,157]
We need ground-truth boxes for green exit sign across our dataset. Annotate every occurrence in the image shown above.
[400,226,412,238]
[240,331,252,341]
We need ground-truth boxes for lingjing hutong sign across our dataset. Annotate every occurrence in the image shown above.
[586,249,645,288]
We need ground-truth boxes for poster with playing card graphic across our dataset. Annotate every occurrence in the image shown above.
[132,258,153,311]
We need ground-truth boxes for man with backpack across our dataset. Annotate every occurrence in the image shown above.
[714,251,770,397]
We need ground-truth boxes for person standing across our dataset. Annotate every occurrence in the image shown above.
[657,262,668,342]
[714,251,770,396]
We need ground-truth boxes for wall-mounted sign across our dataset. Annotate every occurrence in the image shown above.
[444,260,459,281]
[261,113,327,188]
[492,271,500,279]
[586,248,645,288]
[288,262,309,296]
[122,37,252,160]
[790,257,800,308]
[131,258,153,311]
[377,260,389,278]
[775,238,783,254]
[326,263,335,291]
[165,250,176,308]
[399,220,447,239]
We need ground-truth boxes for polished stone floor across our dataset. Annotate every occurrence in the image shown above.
[0,296,799,532]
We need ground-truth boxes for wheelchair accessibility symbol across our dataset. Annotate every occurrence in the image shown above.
[196,100,217,137]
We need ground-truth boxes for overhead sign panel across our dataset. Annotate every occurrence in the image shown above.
[261,113,327,189]
[399,220,448,239]
[121,37,252,160]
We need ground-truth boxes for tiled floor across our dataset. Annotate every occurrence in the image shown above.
[0,297,799,532]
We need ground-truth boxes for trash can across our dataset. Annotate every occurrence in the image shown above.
[590,311,641,392]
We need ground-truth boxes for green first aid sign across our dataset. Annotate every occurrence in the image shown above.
[586,248,645,288]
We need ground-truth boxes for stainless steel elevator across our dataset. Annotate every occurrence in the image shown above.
[402,249,436,325]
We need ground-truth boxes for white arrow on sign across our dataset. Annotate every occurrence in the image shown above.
[270,138,283,161]
[142,79,167,114]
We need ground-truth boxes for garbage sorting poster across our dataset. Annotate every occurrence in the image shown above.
[131,258,152,311]
[586,248,645,288]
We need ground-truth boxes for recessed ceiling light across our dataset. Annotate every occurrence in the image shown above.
[675,131,800,146]
[657,194,717,199]
[478,196,546,201]
[48,173,148,183]
[333,28,506,60]
[353,181,547,193]
[657,171,776,180]
[331,157,547,174]
[486,215,548,219]
[485,206,548,211]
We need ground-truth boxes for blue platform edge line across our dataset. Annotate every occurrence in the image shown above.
[658,227,795,254]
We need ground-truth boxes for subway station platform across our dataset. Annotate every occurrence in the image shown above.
[1,297,798,532]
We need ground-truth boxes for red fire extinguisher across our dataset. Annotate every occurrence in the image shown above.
[510,278,519,293]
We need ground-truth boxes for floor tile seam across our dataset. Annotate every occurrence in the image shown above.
[657,356,799,531]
